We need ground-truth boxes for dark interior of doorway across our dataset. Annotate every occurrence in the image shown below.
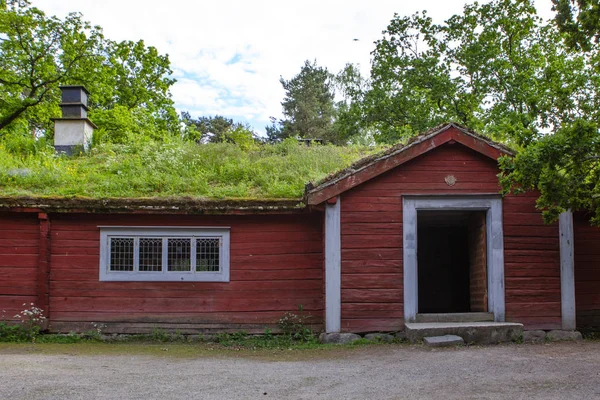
[417,210,488,314]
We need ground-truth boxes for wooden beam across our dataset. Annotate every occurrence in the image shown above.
[325,198,341,332]
[559,211,576,330]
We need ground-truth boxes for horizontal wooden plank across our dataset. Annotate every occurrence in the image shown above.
[341,318,403,333]
[0,254,39,267]
[49,268,323,282]
[342,309,404,319]
[342,223,402,235]
[341,302,403,311]
[504,225,558,237]
[342,289,402,303]
[342,212,402,223]
[50,296,323,313]
[50,280,322,292]
[0,230,38,239]
[51,288,322,300]
[341,203,401,212]
[49,310,317,324]
[0,239,38,247]
[342,235,402,249]
[342,249,402,260]
[342,274,402,289]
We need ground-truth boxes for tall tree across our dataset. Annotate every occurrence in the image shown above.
[0,0,178,141]
[360,0,595,145]
[355,0,600,224]
[270,60,339,143]
[0,0,103,133]
[181,113,257,148]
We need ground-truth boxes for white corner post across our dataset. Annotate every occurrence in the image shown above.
[403,198,418,323]
[402,196,505,323]
[559,211,576,330]
[487,198,506,322]
[325,197,341,333]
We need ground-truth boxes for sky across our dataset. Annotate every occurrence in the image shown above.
[35,0,555,135]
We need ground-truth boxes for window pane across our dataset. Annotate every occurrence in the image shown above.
[168,238,191,272]
[196,238,220,272]
[110,238,134,271]
[139,238,162,272]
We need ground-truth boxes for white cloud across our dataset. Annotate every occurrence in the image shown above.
[35,0,555,134]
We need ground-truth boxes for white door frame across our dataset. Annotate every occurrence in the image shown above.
[402,195,505,322]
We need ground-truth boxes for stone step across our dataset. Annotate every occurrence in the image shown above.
[405,322,523,345]
[423,335,464,347]
[415,312,494,323]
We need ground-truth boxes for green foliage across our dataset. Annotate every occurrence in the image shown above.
[277,306,315,342]
[270,60,341,144]
[0,322,33,342]
[181,113,259,150]
[0,0,178,140]
[0,135,379,199]
[358,0,598,145]
[150,328,170,342]
[499,119,600,224]
[553,0,600,51]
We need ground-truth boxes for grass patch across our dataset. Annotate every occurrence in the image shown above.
[0,137,381,199]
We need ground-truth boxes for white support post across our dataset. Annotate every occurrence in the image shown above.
[487,199,506,322]
[325,197,341,333]
[403,199,418,322]
[559,211,576,330]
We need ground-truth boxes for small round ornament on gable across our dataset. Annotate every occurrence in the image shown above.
[445,175,457,186]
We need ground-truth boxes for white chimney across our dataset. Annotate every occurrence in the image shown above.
[53,86,96,154]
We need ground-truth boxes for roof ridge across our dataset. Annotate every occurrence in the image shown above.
[305,122,514,201]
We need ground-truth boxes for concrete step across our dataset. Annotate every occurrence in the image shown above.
[416,312,494,323]
[405,322,523,345]
[424,335,464,347]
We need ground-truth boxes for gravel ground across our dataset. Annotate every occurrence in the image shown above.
[1,341,599,400]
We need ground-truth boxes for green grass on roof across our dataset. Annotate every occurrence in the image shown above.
[0,138,382,200]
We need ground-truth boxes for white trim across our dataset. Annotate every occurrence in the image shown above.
[402,196,505,322]
[99,227,230,282]
[559,211,576,330]
[325,198,341,333]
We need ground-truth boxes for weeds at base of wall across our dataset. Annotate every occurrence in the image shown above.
[581,330,600,341]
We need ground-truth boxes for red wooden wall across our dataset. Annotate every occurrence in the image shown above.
[46,213,323,333]
[339,142,562,332]
[0,212,40,321]
[574,213,600,330]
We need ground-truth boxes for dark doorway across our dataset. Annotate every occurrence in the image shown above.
[417,211,487,313]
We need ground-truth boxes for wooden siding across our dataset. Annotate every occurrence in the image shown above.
[0,212,39,321]
[47,213,323,333]
[503,193,561,330]
[574,213,600,330]
[340,142,562,332]
[468,213,487,312]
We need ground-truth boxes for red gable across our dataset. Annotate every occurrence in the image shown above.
[305,123,513,205]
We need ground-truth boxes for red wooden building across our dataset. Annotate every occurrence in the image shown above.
[1,123,599,334]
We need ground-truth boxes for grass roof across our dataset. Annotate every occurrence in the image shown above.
[0,138,381,201]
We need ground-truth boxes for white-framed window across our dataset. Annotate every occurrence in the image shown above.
[99,227,230,282]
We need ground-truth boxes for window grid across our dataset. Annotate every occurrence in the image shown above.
[108,235,222,274]
[197,238,220,272]
[109,238,134,271]
[168,238,192,272]
[139,238,162,272]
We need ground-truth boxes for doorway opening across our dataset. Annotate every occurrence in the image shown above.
[417,211,488,314]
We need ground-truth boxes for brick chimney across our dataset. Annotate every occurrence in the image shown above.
[53,86,96,154]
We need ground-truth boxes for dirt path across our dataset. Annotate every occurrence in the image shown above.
[1,341,599,399]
